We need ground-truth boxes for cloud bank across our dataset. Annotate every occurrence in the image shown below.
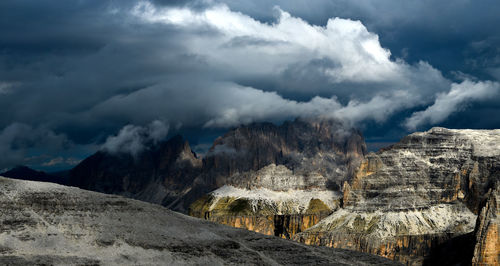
[405,80,500,130]
[102,120,169,156]
[0,0,498,169]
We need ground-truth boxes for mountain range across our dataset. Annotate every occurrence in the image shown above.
[2,118,498,265]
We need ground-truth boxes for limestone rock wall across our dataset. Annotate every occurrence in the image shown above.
[189,184,338,239]
[472,183,499,265]
[188,118,366,239]
[201,118,366,191]
[295,128,500,265]
[343,128,500,212]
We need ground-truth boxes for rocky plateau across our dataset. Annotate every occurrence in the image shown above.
[0,176,399,265]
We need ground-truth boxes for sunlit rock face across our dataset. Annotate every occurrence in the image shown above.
[472,183,499,266]
[190,118,366,238]
[69,135,202,212]
[343,128,500,213]
[295,128,500,265]
[0,176,400,265]
[189,180,340,238]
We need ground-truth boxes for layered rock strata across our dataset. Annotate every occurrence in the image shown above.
[472,183,499,265]
[189,175,340,238]
[190,118,366,238]
[295,128,500,265]
[0,176,399,265]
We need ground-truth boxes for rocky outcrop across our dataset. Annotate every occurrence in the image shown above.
[201,118,366,190]
[294,204,476,264]
[190,118,366,238]
[69,135,202,212]
[189,179,339,238]
[295,128,500,265]
[472,183,499,265]
[0,176,399,265]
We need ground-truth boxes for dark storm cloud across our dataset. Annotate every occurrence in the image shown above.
[219,0,500,78]
[0,0,498,170]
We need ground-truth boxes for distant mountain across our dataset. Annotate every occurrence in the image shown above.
[189,118,367,238]
[0,165,66,184]
[67,117,367,220]
[68,134,202,212]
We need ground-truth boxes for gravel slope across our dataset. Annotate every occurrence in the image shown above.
[0,176,398,266]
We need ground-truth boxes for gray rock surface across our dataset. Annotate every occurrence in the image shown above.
[0,176,399,266]
[189,118,365,239]
[472,182,499,265]
[343,127,500,212]
[68,118,366,216]
[202,118,366,191]
[295,128,500,265]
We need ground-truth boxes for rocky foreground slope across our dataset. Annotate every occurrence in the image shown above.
[189,118,366,238]
[294,128,500,265]
[0,176,398,265]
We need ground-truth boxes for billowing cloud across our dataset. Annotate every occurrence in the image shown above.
[131,2,447,95]
[405,80,500,130]
[120,1,451,128]
[0,0,498,170]
[102,120,169,156]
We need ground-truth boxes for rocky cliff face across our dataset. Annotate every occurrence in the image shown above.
[190,118,366,239]
[69,135,202,212]
[202,118,366,189]
[0,176,399,265]
[294,128,500,265]
[472,183,499,265]
[343,127,500,213]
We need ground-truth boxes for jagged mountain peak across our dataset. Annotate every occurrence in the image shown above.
[69,134,202,211]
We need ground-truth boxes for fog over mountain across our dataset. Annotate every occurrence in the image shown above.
[0,0,499,170]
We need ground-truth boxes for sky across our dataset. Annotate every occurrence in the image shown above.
[1,0,499,171]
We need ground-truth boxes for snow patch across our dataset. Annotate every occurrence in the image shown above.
[307,203,477,239]
[210,185,341,214]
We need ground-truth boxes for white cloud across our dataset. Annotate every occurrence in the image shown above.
[405,80,500,130]
[124,1,453,129]
[101,120,169,156]
[132,2,401,85]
